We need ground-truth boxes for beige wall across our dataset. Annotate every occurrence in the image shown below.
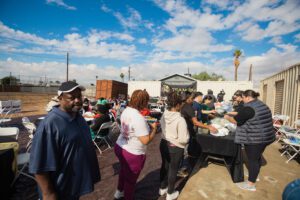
[197,81,254,101]
[260,63,300,127]
[128,81,162,97]
[83,86,96,99]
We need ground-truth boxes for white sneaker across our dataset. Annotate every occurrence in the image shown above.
[245,172,260,182]
[166,191,179,200]
[236,181,256,192]
[159,187,168,196]
[114,190,124,199]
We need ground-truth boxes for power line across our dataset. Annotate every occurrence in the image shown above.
[0,51,66,61]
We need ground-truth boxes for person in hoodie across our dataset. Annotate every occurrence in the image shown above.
[159,92,189,200]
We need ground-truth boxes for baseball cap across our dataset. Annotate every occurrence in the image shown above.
[58,81,85,96]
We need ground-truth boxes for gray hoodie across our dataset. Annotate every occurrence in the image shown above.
[160,110,189,148]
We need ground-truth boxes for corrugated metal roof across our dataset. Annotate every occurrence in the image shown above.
[159,74,197,81]
[260,62,300,82]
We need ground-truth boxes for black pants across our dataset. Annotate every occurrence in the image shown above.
[160,139,184,194]
[244,143,267,183]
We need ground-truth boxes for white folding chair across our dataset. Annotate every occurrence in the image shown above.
[0,109,12,125]
[273,115,289,140]
[277,120,300,143]
[22,117,37,152]
[93,121,113,154]
[280,134,300,163]
[11,152,35,186]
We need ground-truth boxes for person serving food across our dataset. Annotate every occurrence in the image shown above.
[224,90,275,192]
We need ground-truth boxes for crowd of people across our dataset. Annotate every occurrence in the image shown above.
[28,82,276,200]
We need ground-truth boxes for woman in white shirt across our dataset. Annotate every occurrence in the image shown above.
[159,92,189,200]
[114,90,157,200]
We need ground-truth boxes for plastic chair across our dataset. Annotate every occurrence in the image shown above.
[273,115,290,139]
[0,109,12,125]
[277,120,300,143]
[93,121,113,154]
[281,134,300,163]
[22,117,37,152]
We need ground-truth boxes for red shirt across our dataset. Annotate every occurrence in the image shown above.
[140,108,150,116]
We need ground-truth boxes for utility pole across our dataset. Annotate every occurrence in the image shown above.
[249,64,253,81]
[66,52,69,81]
[128,66,131,81]
[9,72,12,86]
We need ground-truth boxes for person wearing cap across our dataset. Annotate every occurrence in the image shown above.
[29,81,101,200]
[203,89,217,109]
[90,104,111,139]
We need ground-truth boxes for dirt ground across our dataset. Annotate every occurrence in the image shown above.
[179,142,300,200]
[0,92,51,118]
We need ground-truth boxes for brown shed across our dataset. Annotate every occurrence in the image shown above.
[96,80,128,99]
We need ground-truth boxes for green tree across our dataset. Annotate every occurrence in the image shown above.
[192,72,225,81]
[0,76,18,85]
[120,73,125,82]
[233,49,242,81]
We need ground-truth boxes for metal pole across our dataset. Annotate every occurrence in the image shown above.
[249,64,253,81]
[128,66,131,81]
[67,52,69,81]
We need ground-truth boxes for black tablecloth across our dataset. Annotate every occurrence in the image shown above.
[150,111,162,120]
[191,133,244,183]
[0,148,14,198]
[0,136,17,198]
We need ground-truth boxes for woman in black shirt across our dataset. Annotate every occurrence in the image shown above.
[224,90,275,192]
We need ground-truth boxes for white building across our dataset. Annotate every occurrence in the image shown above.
[128,74,253,101]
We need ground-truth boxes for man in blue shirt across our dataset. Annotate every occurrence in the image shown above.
[192,92,204,122]
[29,81,100,200]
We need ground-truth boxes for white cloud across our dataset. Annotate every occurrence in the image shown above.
[0,22,137,61]
[70,27,79,32]
[154,27,233,53]
[224,0,300,41]
[138,38,147,44]
[149,51,197,61]
[154,0,300,44]
[152,0,232,53]
[46,0,76,10]
[100,4,111,13]
[113,8,141,30]
[237,44,300,86]
[0,21,59,46]
[0,58,128,84]
[101,4,154,31]
[269,36,282,45]
[202,0,240,10]
[294,33,300,42]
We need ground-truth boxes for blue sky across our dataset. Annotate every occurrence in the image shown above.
[0,0,300,85]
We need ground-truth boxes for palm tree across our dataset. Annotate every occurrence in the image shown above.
[120,73,125,82]
[233,49,242,81]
